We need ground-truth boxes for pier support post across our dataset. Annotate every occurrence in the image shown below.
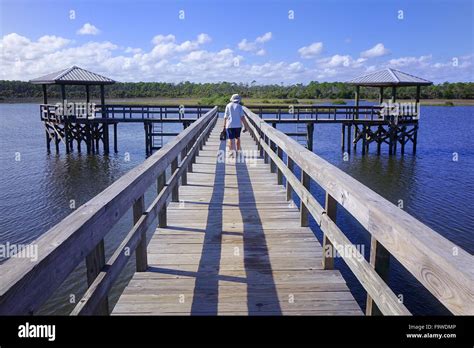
[300,170,310,227]
[54,128,60,153]
[45,125,51,153]
[322,193,337,270]
[353,125,358,151]
[103,123,110,154]
[306,123,314,152]
[377,126,383,154]
[366,237,391,315]
[341,124,345,152]
[362,125,367,155]
[388,126,394,155]
[346,124,351,154]
[113,123,118,153]
[64,121,70,154]
[133,195,148,272]
[144,123,150,156]
[401,126,406,154]
[413,124,418,154]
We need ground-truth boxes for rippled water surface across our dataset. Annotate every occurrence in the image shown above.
[0,103,472,315]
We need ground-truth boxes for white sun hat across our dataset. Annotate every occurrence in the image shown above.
[230,94,241,102]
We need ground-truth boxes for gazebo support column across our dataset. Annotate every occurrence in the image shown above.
[42,84,51,153]
[42,84,48,104]
[101,85,110,154]
[60,85,70,154]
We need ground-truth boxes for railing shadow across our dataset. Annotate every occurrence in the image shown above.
[190,139,226,314]
[235,153,282,315]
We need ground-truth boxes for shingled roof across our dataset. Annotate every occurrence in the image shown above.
[346,68,432,87]
[30,66,115,85]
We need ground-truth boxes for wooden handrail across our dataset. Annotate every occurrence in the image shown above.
[0,106,218,315]
[71,112,217,315]
[244,107,473,315]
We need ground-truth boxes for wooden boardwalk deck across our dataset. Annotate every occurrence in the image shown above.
[112,119,362,315]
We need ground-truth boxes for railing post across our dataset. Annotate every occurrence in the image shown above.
[300,170,310,227]
[277,147,283,185]
[322,192,337,270]
[263,134,269,164]
[85,239,109,315]
[171,157,179,202]
[270,140,276,173]
[181,146,188,185]
[157,172,167,227]
[286,157,294,201]
[133,195,148,272]
[366,237,391,316]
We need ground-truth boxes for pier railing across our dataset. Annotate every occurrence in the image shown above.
[246,105,419,123]
[244,107,473,315]
[0,107,218,315]
[40,104,214,122]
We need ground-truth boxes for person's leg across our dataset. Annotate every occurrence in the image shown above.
[235,128,242,151]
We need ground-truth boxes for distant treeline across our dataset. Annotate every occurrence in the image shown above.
[1,80,473,100]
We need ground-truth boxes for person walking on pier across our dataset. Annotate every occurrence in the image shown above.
[223,94,248,157]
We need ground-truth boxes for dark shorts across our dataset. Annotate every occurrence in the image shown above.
[226,127,241,140]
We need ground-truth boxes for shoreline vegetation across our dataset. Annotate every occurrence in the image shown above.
[1,96,473,106]
[1,80,472,106]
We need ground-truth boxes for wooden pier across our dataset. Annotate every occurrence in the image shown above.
[112,118,362,315]
[0,107,472,316]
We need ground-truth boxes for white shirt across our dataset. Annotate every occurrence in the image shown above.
[224,102,243,128]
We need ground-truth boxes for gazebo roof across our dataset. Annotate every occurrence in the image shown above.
[346,68,432,87]
[30,66,115,85]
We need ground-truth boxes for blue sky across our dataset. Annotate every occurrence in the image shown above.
[1,0,473,83]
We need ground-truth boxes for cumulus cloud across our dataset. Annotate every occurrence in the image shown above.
[0,32,472,83]
[360,43,390,58]
[298,42,323,58]
[238,32,272,55]
[77,23,100,35]
[317,54,366,68]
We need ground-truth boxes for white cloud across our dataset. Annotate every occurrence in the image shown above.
[255,32,272,44]
[317,54,366,68]
[0,32,472,83]
[360,43,390,58]
[298,42,323,58]
[388,54,432,67]
[77,23,100,36]
[238,32,272,55]
[238,39,256,52]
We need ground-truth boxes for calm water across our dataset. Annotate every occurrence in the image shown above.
[0,103,472,315]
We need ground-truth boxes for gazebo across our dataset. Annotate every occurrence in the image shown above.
[344,68,432,155]
[30,65,115,106]
[30,66,116,154]
[346,67,433,108]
